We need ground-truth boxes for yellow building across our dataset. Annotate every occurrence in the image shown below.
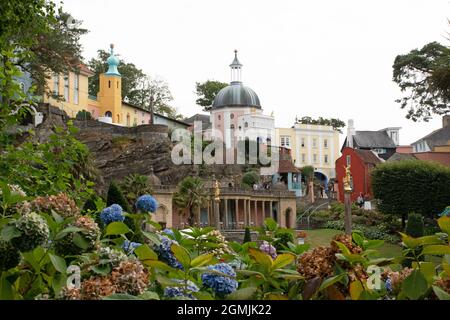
[45,44,153,126]
[275,123,340,186]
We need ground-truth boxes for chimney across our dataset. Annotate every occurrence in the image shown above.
[347,119,355,148]
[443,115,450,128]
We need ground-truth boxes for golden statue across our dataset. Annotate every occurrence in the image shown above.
[214,179,221,202]
[343,165,352,192]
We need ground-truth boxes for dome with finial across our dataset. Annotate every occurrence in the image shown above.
[212,50,261,109]
[105,44,120,76]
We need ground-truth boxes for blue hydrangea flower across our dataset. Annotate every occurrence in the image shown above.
[164,280,199,300]
[201,263,238,296]
[122,240,142,254]
[385,277,392,292]
[135,195,158,213]
[162,228,174,237]
[153,235,183,269]
[100,204,124,225]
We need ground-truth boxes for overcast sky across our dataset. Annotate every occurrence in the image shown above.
[63,0,449,145]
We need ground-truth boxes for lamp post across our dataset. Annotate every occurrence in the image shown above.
[343,165,353,235]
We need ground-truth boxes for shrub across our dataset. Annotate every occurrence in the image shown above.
[273,230,294,251]
[75,110,92,120]
[243,227,252,243]
[106,182,131,213]
[405,213,424,237]
[242,171,260,187]
[11,212,50,252]
[372,160,450,221]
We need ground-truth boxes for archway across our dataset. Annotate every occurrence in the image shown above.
[105,111,112,117]
[155,204,168,229]
[314,171,328,198]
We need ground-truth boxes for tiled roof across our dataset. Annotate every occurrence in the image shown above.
[413,125,450,149]
[353,131,396,149]
[354,149,383,165]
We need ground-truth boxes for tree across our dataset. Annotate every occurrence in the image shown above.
[371,160,450,227]
[296,116,346,133]
[393,41,450,121]
[300,165,315,197]
[242,171,260,188]
[195,80,228,111]
[173,176,209,226]
[243,227,252,243]
[119,174,154,209]
[106,182,131,213]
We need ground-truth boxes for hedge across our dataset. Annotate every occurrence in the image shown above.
[371,160,450,219]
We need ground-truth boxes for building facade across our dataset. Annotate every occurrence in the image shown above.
[275,123,340,190]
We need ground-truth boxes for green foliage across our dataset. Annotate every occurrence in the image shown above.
[371,160,450,219]
[241,171,260,187]
[106,182,131,213]
[195,80,228,111]
[173,176,209,226]
[119,174,154,209]
[243,227,252,243]
[0,122,95,203]
[405,213,424,238]
[75,110,92,120]
[323,220,398,243]
[393,41,450,121]
[300,165,314,182]
[296,116,346,133]
[273,230,295,251]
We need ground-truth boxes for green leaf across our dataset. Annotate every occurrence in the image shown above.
[271,253,295,271]
[143,260,177,272]
[333,241,351,255]
[352,232,364,247]
[0,225,21,241]
[350,280,364,300]
[139,291,160,300]
[438,216,450,235]
[432,285,450,300]
[134,244,158,261]
[72,233,89,249]
[0,273,14,300]
[142,231,161,246]
[191,253,214,268]
[402,269,429,300]
[48,253,67,274]
[227,287,257,300]
[52,273,67,296]
[319,273,346,291]
[365,239,384,250]
[105,222,131,236]
[248,248,273,270]
[103,294,142,300]
[54,227,85,240]
[171,243,191,269]
[421,245,450,256]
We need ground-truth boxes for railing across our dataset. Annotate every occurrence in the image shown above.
[296,201,331,230]
[153,185,296,197]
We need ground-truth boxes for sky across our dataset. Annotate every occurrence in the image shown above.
[63,0,449,145]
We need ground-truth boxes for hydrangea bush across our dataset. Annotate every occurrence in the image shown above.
[100,204,125,225]
[135,195,158,213]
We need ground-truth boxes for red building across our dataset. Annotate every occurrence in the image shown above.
[335,147,383,202]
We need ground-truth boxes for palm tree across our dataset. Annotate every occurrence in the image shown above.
[173,176,209,226]
[300,165,315,201]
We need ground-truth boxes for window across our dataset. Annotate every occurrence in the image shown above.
[373,148,386,154]
[301,153,306,163]
[126,113,130,126]
[324,139,328,148]
[53,74,59,95]
[117,81,119,89]
[312,138,317,148]
[73,74,79,104]
[230,124,235,129]
[230,113,234,119]
[218,115,221,120]
[313,154,317,163]
[64,74,69,102]
[108,80,111,88]
[280,135,290,147]
[244,122,248,128]
[346,155,351,166]
[238,126,242,130]
[324,155,328,163]
[301,138,305,147]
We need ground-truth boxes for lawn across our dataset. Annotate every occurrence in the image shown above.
[304,229,403,258]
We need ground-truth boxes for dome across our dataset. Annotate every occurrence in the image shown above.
[212,82,261,109]
[105,44,121,76]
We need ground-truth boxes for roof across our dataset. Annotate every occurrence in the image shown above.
[212,82,261,109]
[354,149,383,165]
[121,101,190,126]
[412,125,450,149]
[78,63,95,77]
[387,153,416,162]
[352,131,396,149]
[184,114,211,131]
[277,147,300,173]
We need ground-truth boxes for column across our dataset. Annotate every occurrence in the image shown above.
[269,201,273,219]
[224,198,228,229]
[254,201,258,226]
[235,198,239,229]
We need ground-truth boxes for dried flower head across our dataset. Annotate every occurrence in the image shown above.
[111,259,149,295]
[80,276,116,300]
[31,193,80,218]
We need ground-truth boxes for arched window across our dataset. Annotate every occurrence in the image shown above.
[230,113,234,119]
[244,122,248,128]
[218,115,221,120]
[230,124,235,129]
[105,111,112,117]
[108,80,111,88]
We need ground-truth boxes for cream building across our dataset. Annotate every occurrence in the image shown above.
[275,123,340,189]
